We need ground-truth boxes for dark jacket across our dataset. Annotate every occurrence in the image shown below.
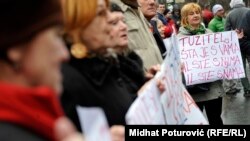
[238,10,250,55]
[225,4,250,54]
[61,52,146,131]
[225,4,249,31]
[0,122,45,141]
[157,12,167,25]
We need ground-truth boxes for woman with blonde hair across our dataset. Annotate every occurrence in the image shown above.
[178,3,224,125]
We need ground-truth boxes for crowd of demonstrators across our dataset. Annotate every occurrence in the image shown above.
[111,0,163,71]
[208,4,241,96]
[178,3,224,125]
[0,0,84,141]
[3,1,250,140]
[153,2,175,38]
[225,0,250,97]
[202,3,214,28]
[61,0,163,137]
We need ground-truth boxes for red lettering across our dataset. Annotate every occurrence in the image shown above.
[191,59,211,69]
[200,47,209,58]
[217,67,245,79]
[183,90,197,113]
[186,73,193,85]
[205,33,213,44]
[198,71,214,81]
[184,61,192,72]
[179,36,189,47]
[189,36,195,46]
[214,32,221,43]
[195,35,202,45]
[212,58,220,66]
[181,49,198,59]
[210,45,218,55]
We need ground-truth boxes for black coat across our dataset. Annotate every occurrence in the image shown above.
[61,52,146,131]
[0,122,45,141]
[239,10,250,55]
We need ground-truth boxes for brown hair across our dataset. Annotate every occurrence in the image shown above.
[180,3,202,27]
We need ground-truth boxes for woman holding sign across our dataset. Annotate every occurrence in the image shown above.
[178,3,224,125]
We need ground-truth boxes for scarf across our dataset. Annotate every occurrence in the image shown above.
[0,82,64,141]
[185,24,206,35]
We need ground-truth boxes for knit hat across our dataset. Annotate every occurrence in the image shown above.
[230,0,245,8]
[212,4,223,15]
[0,0,63,50]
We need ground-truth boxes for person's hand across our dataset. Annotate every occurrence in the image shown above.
[54,117,85,141]
[157,79,165,93]
[137,78,165,95]
[235,29,244,39]
[145,64,161,80]
[110,125,125,141]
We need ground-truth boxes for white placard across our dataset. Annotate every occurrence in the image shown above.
[178,31,245,85]
[76,106,112,141]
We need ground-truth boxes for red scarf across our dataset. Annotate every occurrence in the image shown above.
[0,82,64,141]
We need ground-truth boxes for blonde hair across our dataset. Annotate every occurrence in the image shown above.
[180,3,202,27]
[62,0,109,36]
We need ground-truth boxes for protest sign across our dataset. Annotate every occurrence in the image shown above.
[178,31,245,85]
[125,79,166,124]
[126,35,208,125]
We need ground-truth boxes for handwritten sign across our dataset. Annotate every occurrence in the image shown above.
[161,35,208,124]
[126,35,208,125]
[76,106,112,141]
[126,79,166,124]
[178,31,245,85]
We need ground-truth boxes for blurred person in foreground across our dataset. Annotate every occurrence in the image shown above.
[0,0,84,140]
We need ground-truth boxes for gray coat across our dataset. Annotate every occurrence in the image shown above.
[225,4,250,31]
[178,26,225,102]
